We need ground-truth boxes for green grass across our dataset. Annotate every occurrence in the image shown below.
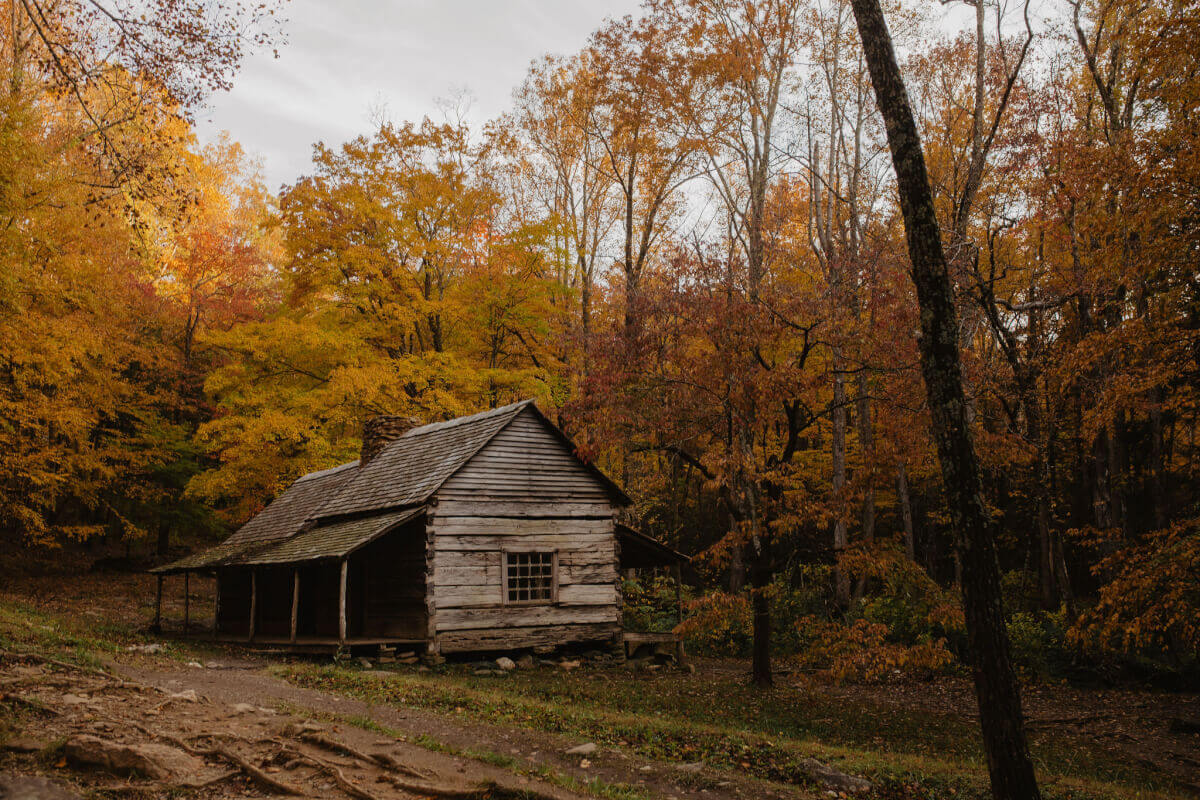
[277,662,1185,800]
[0,598,130,668]
[270,700,654,800]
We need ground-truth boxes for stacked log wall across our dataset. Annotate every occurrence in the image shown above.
[428,409,620,653]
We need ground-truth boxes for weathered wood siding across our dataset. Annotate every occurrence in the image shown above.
[429,408,620,653]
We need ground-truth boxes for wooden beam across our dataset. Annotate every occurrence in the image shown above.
[152,575,163,633]
[338,559,348,643]
[183,572,190,636]
[290,569,300,643]
[248,570,257,642]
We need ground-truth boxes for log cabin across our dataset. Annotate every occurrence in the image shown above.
[152,400,686,655]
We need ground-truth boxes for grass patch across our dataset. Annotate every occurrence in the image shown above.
[277,663,1184,800]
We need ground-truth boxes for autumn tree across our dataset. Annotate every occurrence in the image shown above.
[190,119,562,523]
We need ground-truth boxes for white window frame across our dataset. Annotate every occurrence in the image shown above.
[501,548,558,605]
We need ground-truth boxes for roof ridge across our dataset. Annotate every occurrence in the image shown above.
[394,399,534,440]
[295,459,360,483]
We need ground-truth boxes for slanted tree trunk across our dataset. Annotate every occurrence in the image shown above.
[849,2,1042,798]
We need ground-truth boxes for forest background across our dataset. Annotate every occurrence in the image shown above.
[3,0,1198,687]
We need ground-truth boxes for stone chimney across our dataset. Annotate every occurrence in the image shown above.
[360,414,420,465]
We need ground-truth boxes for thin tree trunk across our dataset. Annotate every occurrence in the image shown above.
[849,2,1042,798]
[897,462,915,560]
[749,551,772,687]
[853,373,875,602]
[831,357,850,607]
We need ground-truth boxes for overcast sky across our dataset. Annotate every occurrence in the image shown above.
[194,0,643,190]
[194,0,1024,191]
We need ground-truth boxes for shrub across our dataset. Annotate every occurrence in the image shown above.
[621,574,688,633]
[674,574,824,657]
[842,543,965,647]
[675,590,752,656]
[1069,519,1200,678]
[793,616,956,683]
[1006,608,1071,680]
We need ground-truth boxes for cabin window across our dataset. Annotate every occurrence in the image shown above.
[504,550,556,604]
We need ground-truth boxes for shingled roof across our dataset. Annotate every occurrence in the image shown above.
[312,401,534,521]
[236,507,424,566]
[153,400,629,574]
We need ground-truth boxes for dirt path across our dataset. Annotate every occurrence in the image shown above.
[119,655,810,800]
[1,649,596,799]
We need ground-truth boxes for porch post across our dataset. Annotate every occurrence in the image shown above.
[338,559,348,643]
[152,574,163,633]
[183,572,190,636]
[248,570,257,642]
[290,568,299,643]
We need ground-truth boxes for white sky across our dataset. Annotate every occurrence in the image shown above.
[194,0,1037,191]
[195,0,643,190]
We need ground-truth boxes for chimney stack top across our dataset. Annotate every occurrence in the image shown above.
[360,414,420,465]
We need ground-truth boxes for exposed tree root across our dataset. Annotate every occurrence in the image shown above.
[297,731,432,780]
[382,775,488,799]
[0,692,61,716]
[132,726,308,797]
[275,741,381,800]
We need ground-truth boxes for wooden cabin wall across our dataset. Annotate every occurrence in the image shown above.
[429,409,621,653]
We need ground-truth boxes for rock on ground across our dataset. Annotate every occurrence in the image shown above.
[63,735,203,781]
[801,757,872,793]
[0,774,81,799]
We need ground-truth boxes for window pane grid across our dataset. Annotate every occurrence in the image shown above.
[505,551,554,604]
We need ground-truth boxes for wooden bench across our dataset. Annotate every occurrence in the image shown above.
[622,630,687,665]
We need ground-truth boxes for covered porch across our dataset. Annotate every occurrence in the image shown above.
[616,524,690,663]
[150,508,430,652]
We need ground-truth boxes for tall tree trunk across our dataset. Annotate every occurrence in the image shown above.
[749,549,772,687]
[897,461,915,560]
[1150,391,1167,529]
[831,355,850,607]
[580,253,593,385]
[849,2,1042,798]
[853,373,875,602]
[729,543,746,593]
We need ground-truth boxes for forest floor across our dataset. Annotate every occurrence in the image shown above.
[0,571,1197,800]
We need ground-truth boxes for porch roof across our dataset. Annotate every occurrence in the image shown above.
[238,507,424,566]
[616,524,689,570]
[151,507,425,573]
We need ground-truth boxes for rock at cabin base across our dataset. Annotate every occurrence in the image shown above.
[0,774,82,800]
[63,735,204,781]
[515,654,535,668]
[495,657,516,671]
[559,660,581,670]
